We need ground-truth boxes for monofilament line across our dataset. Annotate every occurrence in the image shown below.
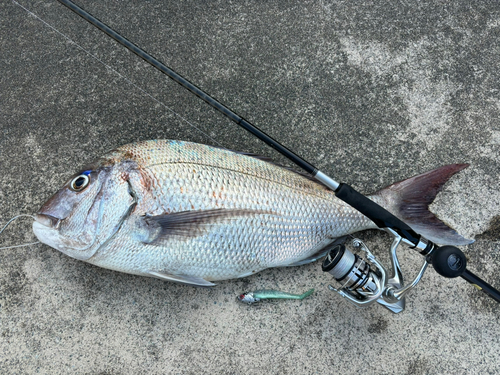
[12,0,223,147]
[0,214,40,250]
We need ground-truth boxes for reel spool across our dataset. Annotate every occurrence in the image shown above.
[322,243,381,298]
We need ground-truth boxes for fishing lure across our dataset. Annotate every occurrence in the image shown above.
[237,289,314,304]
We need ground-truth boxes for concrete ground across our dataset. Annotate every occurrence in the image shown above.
[1,0,499,373]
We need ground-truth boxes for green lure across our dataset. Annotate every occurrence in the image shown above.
[237,288,314,304]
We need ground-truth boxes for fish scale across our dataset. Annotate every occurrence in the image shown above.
[33,140,472,285]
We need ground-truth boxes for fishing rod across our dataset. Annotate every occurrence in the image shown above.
[56,0,500,312]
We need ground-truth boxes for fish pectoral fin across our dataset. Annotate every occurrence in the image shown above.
[285,236,348,267]
[142,208,272,244]
[147,271,216,287]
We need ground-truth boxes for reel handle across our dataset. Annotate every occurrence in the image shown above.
[429,245,467,278]
[430,245,500,303]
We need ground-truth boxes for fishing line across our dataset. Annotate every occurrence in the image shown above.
[0,214,40,250]
[12,0,223,147]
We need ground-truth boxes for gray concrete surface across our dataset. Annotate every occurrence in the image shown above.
[1,0,499,373]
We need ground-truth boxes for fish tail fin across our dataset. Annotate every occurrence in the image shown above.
[299,288,314,300]
[373,164,473,246]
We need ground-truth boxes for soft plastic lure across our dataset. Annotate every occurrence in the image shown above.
[237,289,314,304]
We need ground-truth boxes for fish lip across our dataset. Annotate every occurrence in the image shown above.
[34,214,61,229]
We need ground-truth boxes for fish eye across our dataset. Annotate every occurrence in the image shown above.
[70,174,90,191]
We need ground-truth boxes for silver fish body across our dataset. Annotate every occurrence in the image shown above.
[33,140,471,286]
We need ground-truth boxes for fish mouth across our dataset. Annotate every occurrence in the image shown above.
[33,215,95,261]
[34,214,61,229]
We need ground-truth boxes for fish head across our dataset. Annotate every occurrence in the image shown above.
[33,156,137,261]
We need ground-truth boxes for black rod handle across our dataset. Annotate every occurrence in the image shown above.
[335,183,421,246]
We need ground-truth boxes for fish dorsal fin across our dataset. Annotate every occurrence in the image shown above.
[236,151,330,188]
[141,208,272,244]
[148,271,215,287]
[210,145,330,188]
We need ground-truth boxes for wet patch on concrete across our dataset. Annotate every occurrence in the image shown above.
[367,318,388,334]
[407,356,430,375]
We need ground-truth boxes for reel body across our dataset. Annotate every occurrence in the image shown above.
[323,231,430,314]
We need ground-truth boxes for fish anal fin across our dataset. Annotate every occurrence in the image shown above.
[148,271,216,287]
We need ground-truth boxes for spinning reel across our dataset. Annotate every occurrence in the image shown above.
[322,229,481,313]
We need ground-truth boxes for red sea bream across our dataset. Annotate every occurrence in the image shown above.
[32,140,471,286]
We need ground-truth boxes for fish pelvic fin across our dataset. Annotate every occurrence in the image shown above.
[373,164,473,246]
[285,236,348,267]
[148,271,216,287]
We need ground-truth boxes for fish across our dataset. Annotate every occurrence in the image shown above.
[32,139,472,286]
[237,288,315,304]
